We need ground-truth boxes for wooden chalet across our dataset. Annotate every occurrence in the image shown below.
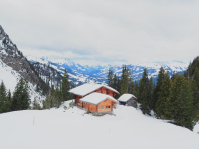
[69,83,119,114]
[118,93,137,108]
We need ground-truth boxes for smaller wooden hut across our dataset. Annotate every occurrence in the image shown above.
[118,94,137,108]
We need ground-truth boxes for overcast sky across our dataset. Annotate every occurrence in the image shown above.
[1,0,199,65]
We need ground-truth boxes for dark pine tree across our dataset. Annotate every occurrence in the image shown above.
[134,81,139,98]
[21,82,30,110]
[120,65,129,95]
[171,71,178,81]
[139,68,150,115]
[155,72,171,119]
[107,68,114,87]
[0,81,11,113]
[61,69,71,101]
[192,67,199,114]
[128,68,134,94]
[112,74,118,91]
[186,56,199,79]
[11,78,30,111]
[8,89,11,102]
[53,87,62,108]
[153,67,165,111]
[165,74,197,130]
[148,77,154,110]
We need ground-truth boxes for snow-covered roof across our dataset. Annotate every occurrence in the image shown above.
[80,92,118,105]
[69,83,119,96]
[118,94,137,102]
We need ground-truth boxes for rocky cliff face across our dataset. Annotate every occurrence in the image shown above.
[0,25,49,94]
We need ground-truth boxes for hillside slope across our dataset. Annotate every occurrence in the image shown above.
[0,25,39,85]
[0,25,50,95]
[0,101,198,149]
[0,59,45,104]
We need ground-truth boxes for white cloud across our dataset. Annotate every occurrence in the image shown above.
[1,0,199,65]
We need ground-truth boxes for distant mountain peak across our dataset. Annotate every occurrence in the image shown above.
[41,56,49,61]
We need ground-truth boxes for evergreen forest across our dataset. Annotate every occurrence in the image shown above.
[107,56,199,130]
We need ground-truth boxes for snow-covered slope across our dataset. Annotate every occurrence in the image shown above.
[0,101,198,149]
[0,59,45,104]
[0,59,19,92]
[27,55,188,85]
[0,25,50,101]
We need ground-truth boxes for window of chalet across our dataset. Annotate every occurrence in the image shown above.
[106,106,110,109]
[101,106,104,109]
[98,106,100,110]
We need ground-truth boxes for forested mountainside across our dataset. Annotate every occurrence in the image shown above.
[185,56,199,79]
[0,25,49,94]
[32,62,62,88]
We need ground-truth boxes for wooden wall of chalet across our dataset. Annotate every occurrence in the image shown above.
[80,102,97,112]
[97,99,113,112]
[95,87,116,97]
[80,99,117,113]
[74,95,82,106]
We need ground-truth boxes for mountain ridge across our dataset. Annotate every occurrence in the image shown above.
[27,55,188,85]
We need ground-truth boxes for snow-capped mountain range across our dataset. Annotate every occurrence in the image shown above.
[27,55,188,86]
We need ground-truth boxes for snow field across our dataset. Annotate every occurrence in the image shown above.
[0,101,199,149]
